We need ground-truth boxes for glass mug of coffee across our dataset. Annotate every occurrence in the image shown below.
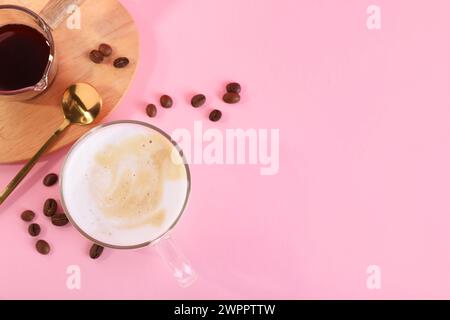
[60,121,197,287]
[0,1,85,101]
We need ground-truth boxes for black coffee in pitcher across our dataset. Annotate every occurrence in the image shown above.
[0,24,50,91]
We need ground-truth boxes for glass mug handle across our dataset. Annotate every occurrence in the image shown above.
[154,235,198,288]
[39,0,86,30]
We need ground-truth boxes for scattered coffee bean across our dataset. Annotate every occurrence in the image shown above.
[146,104,157,118]
[28,223,41,237]
[223,92,241,104]
[160,95,173,108]
[20,210,35,222]
[89,244,104,259]
[36,240,50,255]
[89,50,104,64]
[98,43,112,57]
[51,213,69,227]
[209,109,222,122]
[113,57,129,68]
[43,199,57,217]
[191,94,206,108]
[226,82,241,94]
[43,173,58,187]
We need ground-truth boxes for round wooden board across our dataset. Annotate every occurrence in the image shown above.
[0,0,139,163]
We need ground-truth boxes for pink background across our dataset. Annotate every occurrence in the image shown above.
[2,0,450,299]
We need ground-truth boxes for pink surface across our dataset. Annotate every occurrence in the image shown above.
[2,0,450,299]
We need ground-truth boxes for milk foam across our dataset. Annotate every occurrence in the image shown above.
[61,123,189,247]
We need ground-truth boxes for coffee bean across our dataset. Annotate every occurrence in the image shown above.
[160,95,173,108]
[98,43,112,57]
[226,82,241,94]
[191,94,206,108]
[43,173,58,187]
[51,213,69,227]
[89,244,104,259]
[89,50,104,64]
[209,109,222,122]
[43,199,57,217]
[223,92,241,104]
[20,210,35,222]
[28,223,41,237]
[113,57,129,68]
[146,104,157,118]
[36,240,50,255]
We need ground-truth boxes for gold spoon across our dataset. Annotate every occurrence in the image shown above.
[0,83,102,205]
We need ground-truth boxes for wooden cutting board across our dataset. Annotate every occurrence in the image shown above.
[0,0,139,163]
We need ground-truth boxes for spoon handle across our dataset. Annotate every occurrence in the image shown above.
[0,119,71,206]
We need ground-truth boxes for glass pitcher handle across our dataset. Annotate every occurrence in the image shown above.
[39,0,86,29]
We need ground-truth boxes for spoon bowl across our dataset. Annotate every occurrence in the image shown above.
[62,83,102,125]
